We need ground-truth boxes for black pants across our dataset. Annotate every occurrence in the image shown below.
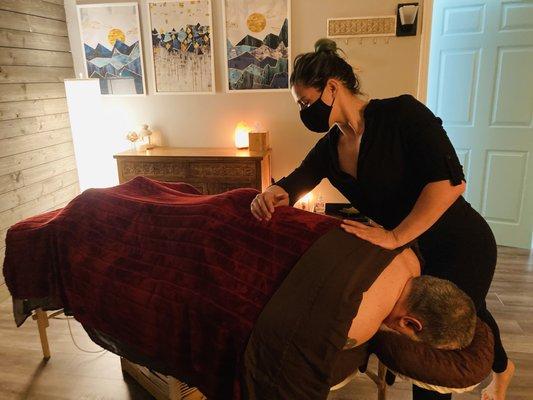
[415,207,508,399]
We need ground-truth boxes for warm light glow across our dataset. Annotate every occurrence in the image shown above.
[298,192,314,211]
[234,121,250,149]
[301,192,313,203]
[64,79,121,191]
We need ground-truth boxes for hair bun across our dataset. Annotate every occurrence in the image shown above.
[314,38,338,55]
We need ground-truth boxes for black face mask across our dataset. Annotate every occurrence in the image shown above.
[299,87,336,133]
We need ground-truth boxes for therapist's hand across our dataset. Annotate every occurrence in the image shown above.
[340,219,400,250]
[250,185,289,221]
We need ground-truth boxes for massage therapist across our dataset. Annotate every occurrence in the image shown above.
[249,39,514,400]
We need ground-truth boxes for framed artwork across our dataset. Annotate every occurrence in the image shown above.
[77,3,146,96]
[222,0,291,92]
[147,0,215,94]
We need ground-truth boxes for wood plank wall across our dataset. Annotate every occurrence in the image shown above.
[0,0,79,294]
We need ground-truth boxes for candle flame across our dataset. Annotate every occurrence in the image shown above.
[301,192,313,202]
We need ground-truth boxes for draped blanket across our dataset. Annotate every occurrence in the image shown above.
[4,176,353,399]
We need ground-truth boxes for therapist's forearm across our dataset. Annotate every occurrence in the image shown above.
[392,180,466,246]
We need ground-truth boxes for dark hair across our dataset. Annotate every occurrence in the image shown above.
[406,276,477,349]
[290,38,360,94]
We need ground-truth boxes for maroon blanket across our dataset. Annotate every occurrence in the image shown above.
[3,176,340,399]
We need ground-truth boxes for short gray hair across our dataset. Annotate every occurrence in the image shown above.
[406,276,476,349]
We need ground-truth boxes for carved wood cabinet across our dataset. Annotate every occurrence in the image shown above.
[113,147,271,194]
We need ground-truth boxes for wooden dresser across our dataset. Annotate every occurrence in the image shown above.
[113,146,271,194]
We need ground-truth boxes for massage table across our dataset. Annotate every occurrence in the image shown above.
[22,307,496,400]
[3,177,494,400]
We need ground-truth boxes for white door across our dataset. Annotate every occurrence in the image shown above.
[427,0,533,248]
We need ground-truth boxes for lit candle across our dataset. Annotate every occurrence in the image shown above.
[299,192,313,211]
[234,122,250,149]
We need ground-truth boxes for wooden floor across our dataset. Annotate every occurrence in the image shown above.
[0,246,531,400]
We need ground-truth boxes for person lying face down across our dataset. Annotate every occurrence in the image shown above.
[348,247,477,350]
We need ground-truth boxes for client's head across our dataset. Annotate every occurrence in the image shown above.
[383,276,476,350]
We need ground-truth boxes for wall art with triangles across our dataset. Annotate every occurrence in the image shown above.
[147,0,215,94]
[77,3,147,96]
[222,0,291,92]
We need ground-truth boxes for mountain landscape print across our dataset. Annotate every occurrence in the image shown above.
[78,4,145,95]
[224,0,290,91]
[148,1,214,93]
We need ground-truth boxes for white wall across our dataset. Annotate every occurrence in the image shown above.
[65,0,422,203]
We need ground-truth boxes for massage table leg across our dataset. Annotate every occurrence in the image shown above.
[28,311,188,400]
[32,308,50,360]
[377,361,387,400]
[364,360,388,400]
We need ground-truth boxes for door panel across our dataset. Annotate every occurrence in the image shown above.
[428,0,533,248]
[436,49,480,125]
[442,5,485,35]
[500,2,533,31]
[481,150,528,223]
[491,46,533,127]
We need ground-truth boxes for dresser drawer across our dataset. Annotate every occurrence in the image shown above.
[115,147,271,194]
[120,160,187,182]
[188,161,256,180]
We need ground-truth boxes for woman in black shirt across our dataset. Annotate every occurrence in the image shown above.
[250,39,514,400]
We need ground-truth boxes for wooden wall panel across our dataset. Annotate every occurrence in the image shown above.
[0,112,70,139]
[0,141,74,177]
[0,83,66,102]
[0,48,73,67]
[0,29,71,51]
[0,65,75,83]
[0,1,66,21]
[0,127,72,157]
[0,154,76,195]
[0,9,68,36]
[0,0,78,289]
[0,98,69,121]
[0,169,77,213]
[0,182,77,232]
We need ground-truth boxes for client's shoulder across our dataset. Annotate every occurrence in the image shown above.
[372,247,420,292]
[393,247,421,278]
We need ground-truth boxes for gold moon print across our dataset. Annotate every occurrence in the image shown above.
[107,28,126,46]
[246,13,266,33]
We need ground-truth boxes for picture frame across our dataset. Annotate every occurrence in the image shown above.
[77,2,147,96]
[222,0,291,93]
[146,0,216,95]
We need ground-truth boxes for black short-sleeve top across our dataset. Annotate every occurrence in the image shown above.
[276,94,467,231]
